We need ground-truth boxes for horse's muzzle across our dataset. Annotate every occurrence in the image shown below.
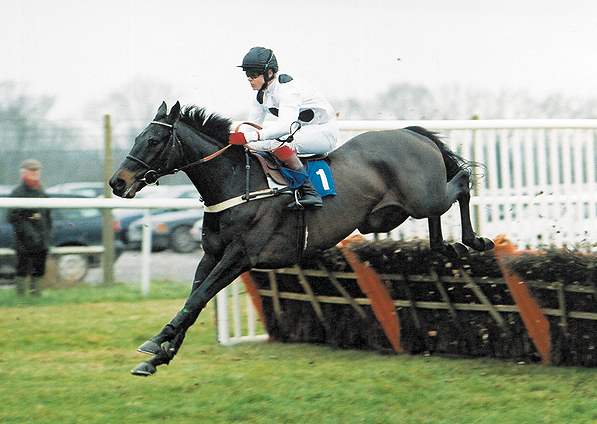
[109,169,144,198]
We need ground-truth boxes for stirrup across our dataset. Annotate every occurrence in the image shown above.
[287,190,305,211]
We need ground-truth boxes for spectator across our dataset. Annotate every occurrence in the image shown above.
[8,159,52,296]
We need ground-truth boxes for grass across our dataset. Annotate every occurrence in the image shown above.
[1,282,597,423]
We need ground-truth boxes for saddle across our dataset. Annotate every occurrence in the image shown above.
[236,122,335,196]
[251,151,330,186]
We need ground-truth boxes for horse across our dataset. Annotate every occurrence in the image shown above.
[109,101,494,376]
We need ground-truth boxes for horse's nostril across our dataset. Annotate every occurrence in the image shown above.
[110,177,125,193]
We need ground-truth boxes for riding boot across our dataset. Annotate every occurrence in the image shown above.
[14,276,27,296]
[30,277,43,297]
[273,146,323,210]
[290,175,323,210]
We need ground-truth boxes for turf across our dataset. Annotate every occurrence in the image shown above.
[1,282,596,423]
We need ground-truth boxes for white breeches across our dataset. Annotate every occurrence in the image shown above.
[248,119,339,156]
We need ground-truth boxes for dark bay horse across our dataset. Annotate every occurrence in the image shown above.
[109,101,494,376]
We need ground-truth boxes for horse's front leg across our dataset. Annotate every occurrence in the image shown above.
[135,253,218,356]
[132,242,253,376]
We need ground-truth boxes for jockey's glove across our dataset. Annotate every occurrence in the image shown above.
[229,131,259,145]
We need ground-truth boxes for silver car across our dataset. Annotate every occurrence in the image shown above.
[126,208,203,253]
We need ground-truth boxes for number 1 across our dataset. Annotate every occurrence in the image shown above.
[315,168,330,190]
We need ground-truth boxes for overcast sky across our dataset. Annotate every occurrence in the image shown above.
[2,0,597,121]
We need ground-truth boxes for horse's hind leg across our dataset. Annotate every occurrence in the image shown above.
[429,170,493,256]
[457,191,494,252]
[428,216,469,257]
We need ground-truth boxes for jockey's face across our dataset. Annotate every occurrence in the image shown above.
[247,73,264,91]
[247,69,274,91]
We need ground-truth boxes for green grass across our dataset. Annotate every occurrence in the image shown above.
[1,282,597,423]
[0,280,192,307]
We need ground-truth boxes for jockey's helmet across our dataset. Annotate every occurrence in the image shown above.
[239,47,278,75]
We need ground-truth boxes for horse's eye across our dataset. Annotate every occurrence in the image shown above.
[148,138,161,147]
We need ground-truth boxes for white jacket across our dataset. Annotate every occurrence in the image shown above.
[247,74,336,141]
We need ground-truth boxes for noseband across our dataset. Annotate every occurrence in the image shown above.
[126,120,231,185]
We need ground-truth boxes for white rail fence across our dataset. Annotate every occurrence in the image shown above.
[216,119,597,345]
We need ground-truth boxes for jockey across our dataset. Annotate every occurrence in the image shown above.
[229,46,339,209]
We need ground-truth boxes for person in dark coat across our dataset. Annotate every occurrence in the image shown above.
[8,159,52,296]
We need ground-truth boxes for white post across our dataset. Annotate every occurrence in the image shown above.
[247,289,257,338]
[141,210,152,296]
[232,278,242,340]
[216,286,230,345]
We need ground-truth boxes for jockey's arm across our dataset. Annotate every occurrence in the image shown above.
[247,102,266,127]
[254,88,301,141]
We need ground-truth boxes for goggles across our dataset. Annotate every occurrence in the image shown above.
[245,69,263,79]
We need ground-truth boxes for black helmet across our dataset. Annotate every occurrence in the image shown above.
[239,47,278,73]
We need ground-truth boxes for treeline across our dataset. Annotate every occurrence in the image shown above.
[333,83,597,120]
[2,80,597,156]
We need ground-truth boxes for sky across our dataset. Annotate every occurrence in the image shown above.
[2,0,597,122]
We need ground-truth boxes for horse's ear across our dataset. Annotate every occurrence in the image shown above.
[167,101,181,124]
[154,101,168,120]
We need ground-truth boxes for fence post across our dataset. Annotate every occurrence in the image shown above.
[103,115,115,287]
[140,210,153,296]
[216,286,231,345]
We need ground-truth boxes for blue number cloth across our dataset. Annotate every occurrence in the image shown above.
[276,158,336,197]
[306,160,336,197]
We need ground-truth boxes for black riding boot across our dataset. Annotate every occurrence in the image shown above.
[288,166,323,210]
[273,147,324,210]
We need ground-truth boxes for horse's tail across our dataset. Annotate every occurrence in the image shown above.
[404,126,476,182]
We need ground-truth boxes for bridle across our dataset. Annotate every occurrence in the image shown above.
[126,120,232,185]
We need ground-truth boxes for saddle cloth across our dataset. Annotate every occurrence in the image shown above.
[252,152,336,197]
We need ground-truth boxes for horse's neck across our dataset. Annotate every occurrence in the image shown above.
[179,132,267,205]
[179,136,225,200]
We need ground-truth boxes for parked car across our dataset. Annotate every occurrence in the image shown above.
[113,185,202,249]
[0,185,15,196]
[190,219,203,245]
[126,208,204,253]
[47,182,107,198]
[0,193,124,281]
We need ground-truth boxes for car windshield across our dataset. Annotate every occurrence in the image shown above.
[53,208,101,220]
[137,186,199,200]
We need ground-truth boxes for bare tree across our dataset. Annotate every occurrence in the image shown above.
[83,78,182,148]
[0,81,58,152]
[333,83,597,120]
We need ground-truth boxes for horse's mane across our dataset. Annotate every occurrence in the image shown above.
[179,105,232,144]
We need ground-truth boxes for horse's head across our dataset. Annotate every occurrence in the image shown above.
[110,101,182,198]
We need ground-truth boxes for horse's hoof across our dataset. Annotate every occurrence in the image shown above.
[481,237,495,251]
[137,340,161,355]
[131,361,157,377]
[447,242,469,258]
[472,237,495,252]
